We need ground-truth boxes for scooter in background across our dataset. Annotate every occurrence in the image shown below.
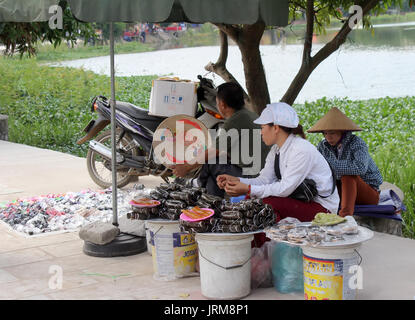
[76,75,223,188]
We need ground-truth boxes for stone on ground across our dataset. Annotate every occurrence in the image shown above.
[118,215,146,237]
[79,221,120,245]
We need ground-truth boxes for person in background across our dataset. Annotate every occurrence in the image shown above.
[140,23,146,43]
[307,107,383,217]
[172,82,269,197]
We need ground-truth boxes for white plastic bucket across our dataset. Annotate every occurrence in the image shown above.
[302,244,362,300]
[146,220,198,281]
[196,233,254,300]
[144,221,153,255]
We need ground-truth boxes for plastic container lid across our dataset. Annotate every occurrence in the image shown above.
[180,208,214,222]
[129,199,160,208]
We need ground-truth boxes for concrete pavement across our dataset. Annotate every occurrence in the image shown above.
[0,140,164,202]
[0,140,414,300]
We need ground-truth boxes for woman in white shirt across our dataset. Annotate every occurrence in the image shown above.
[217,102,340,225]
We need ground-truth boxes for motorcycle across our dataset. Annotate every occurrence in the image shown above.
[76,75,223,188]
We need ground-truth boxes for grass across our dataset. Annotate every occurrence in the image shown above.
[32,24,218,63]
[368,11,415,24]
[34,41,155,62]
[174,24,220,47]
[0,56,414,238]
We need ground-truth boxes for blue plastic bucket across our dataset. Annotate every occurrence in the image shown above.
[271,241,304,293]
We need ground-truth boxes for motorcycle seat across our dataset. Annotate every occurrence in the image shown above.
[115,101,166,132]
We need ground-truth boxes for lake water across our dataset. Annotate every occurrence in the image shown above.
[55,22,415,104]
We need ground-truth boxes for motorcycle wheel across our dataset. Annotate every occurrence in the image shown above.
[86,129,141,189]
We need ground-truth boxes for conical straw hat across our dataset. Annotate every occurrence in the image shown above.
[307,107,362,133]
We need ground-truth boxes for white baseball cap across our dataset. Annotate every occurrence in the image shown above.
[254,102,299,128]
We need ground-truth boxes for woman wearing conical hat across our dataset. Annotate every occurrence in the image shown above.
[308,107,383,217]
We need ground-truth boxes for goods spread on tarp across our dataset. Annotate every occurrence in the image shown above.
[0,185,150,236]
[0,182,275,236]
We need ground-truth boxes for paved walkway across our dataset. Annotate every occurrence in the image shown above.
[0,140,414,300]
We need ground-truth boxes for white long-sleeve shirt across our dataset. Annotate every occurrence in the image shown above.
[240,134,340,213]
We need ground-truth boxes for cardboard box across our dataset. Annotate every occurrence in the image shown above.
[149,78,198,117]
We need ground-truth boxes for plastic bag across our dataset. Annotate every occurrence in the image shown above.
[271,241,304,293]
[251,241,273,289]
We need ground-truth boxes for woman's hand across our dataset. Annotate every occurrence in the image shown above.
[224,180,249,197]
[217,174,240,189]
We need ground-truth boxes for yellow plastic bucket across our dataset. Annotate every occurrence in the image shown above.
[302,244,361,300]
[147,220,197,281]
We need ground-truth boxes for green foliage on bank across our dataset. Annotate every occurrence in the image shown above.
[0,57,156,157]
[0,57,414,238]
[34,41,154,62]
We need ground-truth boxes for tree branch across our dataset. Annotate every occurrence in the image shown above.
[290,0,307,10]
[214,23,241,43]
[216,29,228,66]
[281,0,381,105]
[211,22,269,113]
[205,28,249,101]
[204,30,241,85]
[303,0,314,67]
[311,0,379,69]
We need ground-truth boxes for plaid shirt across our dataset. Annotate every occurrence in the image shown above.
[317,132,383,190]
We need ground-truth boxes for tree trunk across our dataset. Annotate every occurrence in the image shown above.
[204,30,251,107]
[204,31,245,90]
[214,22,269,114]
[281,0,315,105]
[238,39,270,114]
[281,65,313,106]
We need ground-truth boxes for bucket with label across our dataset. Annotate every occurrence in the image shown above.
[302,244,362,300]
[146,220,198,280]
[196,233,254,300]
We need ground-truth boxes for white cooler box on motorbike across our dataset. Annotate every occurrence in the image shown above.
[149,78,198,117]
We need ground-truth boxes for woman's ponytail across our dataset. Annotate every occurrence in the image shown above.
[292,124,306,139]
[279,124,306,139]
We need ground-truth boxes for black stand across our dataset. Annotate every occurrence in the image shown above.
[83,233,147,257]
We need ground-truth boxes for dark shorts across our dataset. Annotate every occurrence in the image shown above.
[197,162,243,197]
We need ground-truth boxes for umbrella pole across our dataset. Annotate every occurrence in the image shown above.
[110,22,118,227]
[83,25,147,256]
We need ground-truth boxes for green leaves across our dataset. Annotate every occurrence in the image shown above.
[0,2,96,57]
